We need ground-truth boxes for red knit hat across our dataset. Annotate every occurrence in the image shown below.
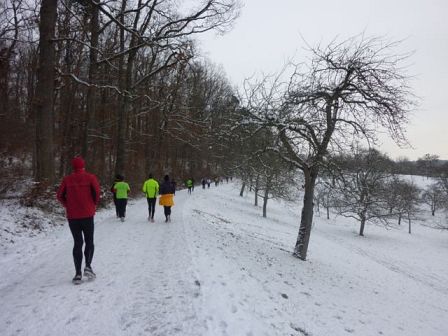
[71,156,85,170]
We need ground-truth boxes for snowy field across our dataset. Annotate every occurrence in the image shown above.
[0,181,447,336]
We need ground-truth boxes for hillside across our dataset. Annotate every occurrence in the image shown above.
[0,182,447,336]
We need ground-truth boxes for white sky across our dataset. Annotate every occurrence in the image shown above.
[196,0,448,160]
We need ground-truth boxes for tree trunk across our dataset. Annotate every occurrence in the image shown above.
[239,182,246,197]
[359,216,366,236]
[145,104,158,174]
[81,2,99,159]
[0,53,10,118]
[114,0,128,175]
[294,167,318,260]
[58,27,74,177]
[33,0,57,183]
[326,206,330,220]
[408,216,411,234]
[254,175,259,206]
[262,185,269,218]
[0,2,19,121]
[398,213,402,225]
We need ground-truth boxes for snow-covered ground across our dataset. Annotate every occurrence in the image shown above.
[0,181,447,336]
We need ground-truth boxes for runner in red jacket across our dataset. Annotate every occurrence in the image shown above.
[57,156,100,284]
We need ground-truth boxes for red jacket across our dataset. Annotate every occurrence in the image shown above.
[57,169,100,219]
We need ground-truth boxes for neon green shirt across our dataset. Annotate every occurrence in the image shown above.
[114,181,130,199]
[142,178,159,198]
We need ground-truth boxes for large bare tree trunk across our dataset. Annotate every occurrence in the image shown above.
[114,0,128,175]
[144,106,158,175]
[0,53,9,116]
[33,0,57,183]
[294,167,318,260]
[0,2,19,119]
[57,2,74,177]
[82,2,99,159]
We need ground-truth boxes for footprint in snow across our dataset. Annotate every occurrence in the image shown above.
[66,315,79,325]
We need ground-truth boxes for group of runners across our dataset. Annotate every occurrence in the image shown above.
[56,156,176,284]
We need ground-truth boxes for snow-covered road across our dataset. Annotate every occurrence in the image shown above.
[1,182,448,336]
[0,190,208,336]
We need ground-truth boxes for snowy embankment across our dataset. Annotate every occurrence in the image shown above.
[0,182,447,336]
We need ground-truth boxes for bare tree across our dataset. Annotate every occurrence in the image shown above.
[332,149,393,236]
[314,178,336,220]
[416,153,440,177]
[383,176,406,217]
[394,181,420,234]
[432,174,448,231]
[251,138,296,218]
[422,183,445,216]
[241,36,415,259]
[259,166,296,218]
[437,175,448,201]
[33,0,58,183]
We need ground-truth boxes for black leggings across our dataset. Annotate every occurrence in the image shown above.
[147,198,156,218]
[113,195,119,217]
[164,206,172,216]
[68,217,94,275]
[116,198,127,218]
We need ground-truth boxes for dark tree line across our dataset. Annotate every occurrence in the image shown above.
[1,0,240,189]
[393,154,448,177]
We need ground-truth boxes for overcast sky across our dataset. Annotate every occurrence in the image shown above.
[196,0,448,160]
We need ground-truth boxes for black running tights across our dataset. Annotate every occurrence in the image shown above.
[116,198,127,218]
[68,217,94,275]
[147,198,156,219]
[164,206,171,217]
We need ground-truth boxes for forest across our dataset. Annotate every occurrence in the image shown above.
[1,0,240,186]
